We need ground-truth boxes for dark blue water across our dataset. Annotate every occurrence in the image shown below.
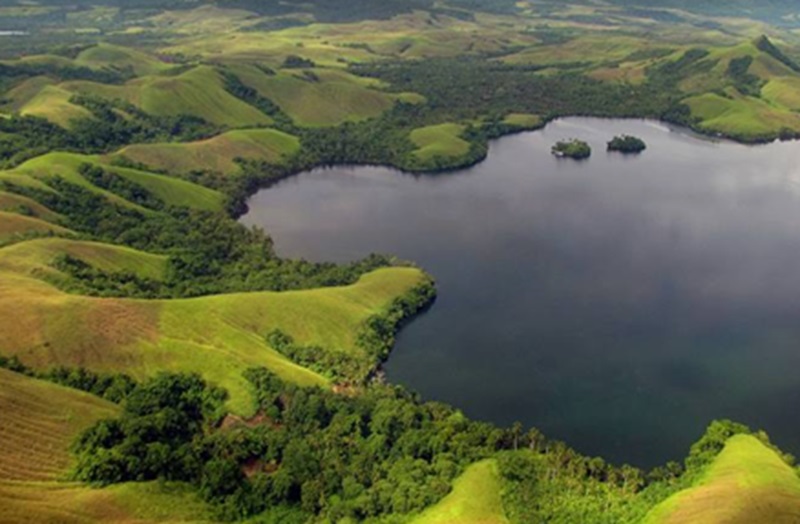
[242,118,800,467]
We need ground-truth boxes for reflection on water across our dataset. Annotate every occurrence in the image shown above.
[242,118,800,466]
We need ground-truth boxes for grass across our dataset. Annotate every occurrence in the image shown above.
[0,238,167,281]
[0,369,214,523]
[0,75,55,113]
[503,34,651,66]
[643,435,800,524]
[0,191,62,222]
[411,459,510,524]
[0,211,72,241]
[0,238,426,414]
[685,89,800,139]
[74,43,170,76]
[409,123,470,162]
[0,481,214,524]
[19,84,94,129]
[503,113,542,128]
[111,128,300,176]
[0,367,118,482]
[4,152,225,212]
[63,66,272,128]
[159,9,536,65]
[762,77,800,110]
[230,64,402,127]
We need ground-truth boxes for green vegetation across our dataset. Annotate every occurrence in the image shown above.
[111,129,300,177]
[409,123,470,166]
[0,368,215,524]
[411,459,510,524]
[608,134,647,153]
[1,1,800,522]
[643,434,800,523]
[552,139,592,159]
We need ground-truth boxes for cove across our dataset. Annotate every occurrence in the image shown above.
[241,117,800,467]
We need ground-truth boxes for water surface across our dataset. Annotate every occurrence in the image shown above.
[242,118,800,466]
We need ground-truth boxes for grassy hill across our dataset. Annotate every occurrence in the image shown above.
[0,191,62,221]
[74,43,171,76]
[0,211,72,242]
[0,235,426,414]
[62,66,272,128]
[410,123,470,163]
[230,64,408,127]
[2,152,225,212]
[0,367,118,482]
[684,89,800,139]
[0,368,214,523]
[411,459,510,524]
[0,238,167,281]
[643,434,800,523]
[110,128,300,176]
[19,84,95,129]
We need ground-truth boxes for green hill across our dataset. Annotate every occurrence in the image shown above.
[230,64,408,126]
[111,128,300,176]
[412,459,510,524]
[0,211,72,241]
[3,152,225,212]
[644,434,800,524]
[63,66,272,128]
[74,43,170,77]
[0,235,426,414]
[0,368,214,524]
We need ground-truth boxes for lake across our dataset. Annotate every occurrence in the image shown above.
[241,117,800,467]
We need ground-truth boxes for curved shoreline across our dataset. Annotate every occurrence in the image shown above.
[233,114,788,219]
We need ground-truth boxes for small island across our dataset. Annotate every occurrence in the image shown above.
[607,134,647,154]
[551,139,592,160]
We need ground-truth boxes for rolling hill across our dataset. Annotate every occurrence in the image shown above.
[110,128,300,176]
[61,66,272,128]
[2,152,225,212]
[644,434,800,523]
[0,233,426,415]
[0,368,214,524]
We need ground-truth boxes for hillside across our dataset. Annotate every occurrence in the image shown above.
[644,435,800,523]
[0,235,425,414]
[0,368,214,524]
[411,459,510,524]
[110,128,300,176]
[2,152,225,212]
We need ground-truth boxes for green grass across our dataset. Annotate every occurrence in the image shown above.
[411,459,509,524]
[0,75,56,113]
[0,238,167,281]
[0,238,426,414]
[63,66,272,128]
[409,123,470,162]
[0,211,72,241]
[503,113,542,128]
[762,77,800,110]
[111,128,300,176]
[504,34,650,66]
[0,368,214,523]
[4,152,225,212]
[0,191,62,222]
[643,434,800,524]
[19,84,94,129]
[685,90,800,139]
[74,43,170,76]
[230,64,407,126]
[0,367,118,482]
